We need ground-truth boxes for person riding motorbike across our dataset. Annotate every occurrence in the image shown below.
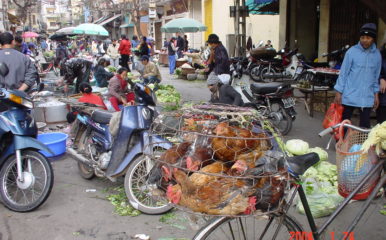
[0,32,38,92]
[207,72,243,106]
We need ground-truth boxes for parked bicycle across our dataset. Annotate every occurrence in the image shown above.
[193,122,386,240]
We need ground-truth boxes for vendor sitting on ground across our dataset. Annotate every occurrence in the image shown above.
[183,50,205,69]
[78,82,107,109]
[207,72,243,107]
[108,67,135,111]
[94,58,114,87]
[141,55,162,86]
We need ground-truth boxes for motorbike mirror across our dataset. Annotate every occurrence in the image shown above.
[38,83,45,92]
[345,45,350,49]
[0,62,9,77]
[257,40,264,47]
[322,53,328,57]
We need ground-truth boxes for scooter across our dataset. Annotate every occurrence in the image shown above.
[0,62,54,212]
[230,58,297,135]
[65,83,173,214]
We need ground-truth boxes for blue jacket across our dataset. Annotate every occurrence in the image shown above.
[334,42,381,108]
[379,56,386,106]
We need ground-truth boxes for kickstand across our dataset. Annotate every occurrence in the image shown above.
[325,134,333,150]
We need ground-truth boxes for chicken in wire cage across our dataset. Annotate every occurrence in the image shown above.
[146,104,290,216]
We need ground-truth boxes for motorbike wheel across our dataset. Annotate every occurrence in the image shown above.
[78,162,95,180]
[76,130,95,180]
[0,150,54,212]
[124,154,172,215]
[249,64,261,82]
[260,67,277,83]
[269,103,293,136]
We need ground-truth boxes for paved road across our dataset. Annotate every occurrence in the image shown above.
[0,66,385,240]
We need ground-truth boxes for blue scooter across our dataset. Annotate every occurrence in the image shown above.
[0,62,54,212]
[66,83,172,214]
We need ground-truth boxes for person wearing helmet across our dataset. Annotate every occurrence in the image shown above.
[334,23,382,128]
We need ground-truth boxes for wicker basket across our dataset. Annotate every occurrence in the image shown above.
[181,68,196,75]
[145,104,290,217]
[336,120,381,200]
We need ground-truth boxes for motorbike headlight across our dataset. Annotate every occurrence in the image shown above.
[9,93,33,108]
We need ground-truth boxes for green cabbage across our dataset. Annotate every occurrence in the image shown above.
[308,147,328,162]
[285,139,309,155]
[297,177,343,218]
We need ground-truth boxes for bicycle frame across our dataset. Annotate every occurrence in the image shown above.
[290,123,386,240]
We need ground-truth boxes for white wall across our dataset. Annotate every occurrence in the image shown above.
[210,0,280,50]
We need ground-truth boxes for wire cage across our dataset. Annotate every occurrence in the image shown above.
[146,104,292,217]
[336,126,381,200]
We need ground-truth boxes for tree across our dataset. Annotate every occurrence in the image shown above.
[9,0,39,24]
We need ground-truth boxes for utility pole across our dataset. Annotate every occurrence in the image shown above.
[233,0,247,57]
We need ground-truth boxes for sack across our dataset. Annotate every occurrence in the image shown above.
[322,103,344,139]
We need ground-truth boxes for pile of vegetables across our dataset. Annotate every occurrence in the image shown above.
[361,121,386,155]
[155,84,181,111]
[43,50,55,58]
[108,66,117,73]
[106,187,141,217]
[285,139,343,218]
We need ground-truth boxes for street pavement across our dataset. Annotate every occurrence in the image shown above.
[0,65,385,240]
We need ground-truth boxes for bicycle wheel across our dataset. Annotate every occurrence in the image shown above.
[193,214,303,240]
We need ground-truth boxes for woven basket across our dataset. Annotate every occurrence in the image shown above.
[181,68,196,75]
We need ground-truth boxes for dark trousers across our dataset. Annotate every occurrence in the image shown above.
[376,105,386,124]
[342,105,372,128]
[120,54,131,72]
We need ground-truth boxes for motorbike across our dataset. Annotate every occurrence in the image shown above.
[297,45,349,88]
[0,62,54,212]
[248,39,304,83]
[230,58,296,135]
[65,83,173,214]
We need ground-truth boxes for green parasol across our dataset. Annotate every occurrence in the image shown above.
[161,18,207,33]
[73,23,109,36]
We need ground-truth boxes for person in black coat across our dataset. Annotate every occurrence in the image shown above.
[207,71,243,106]
[176,34,185,58]
[377,43,386,123]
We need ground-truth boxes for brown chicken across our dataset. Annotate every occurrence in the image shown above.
[189,161,229,187]
[248,171,288,211]
[228,150,264,176]
[167,169,255,215]
[147,142,191,184]
[211,122,270,162]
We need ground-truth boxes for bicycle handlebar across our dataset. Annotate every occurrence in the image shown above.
[318,123,371,137]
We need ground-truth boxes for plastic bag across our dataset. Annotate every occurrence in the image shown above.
[296,178,343,218]
[322,103,344,140]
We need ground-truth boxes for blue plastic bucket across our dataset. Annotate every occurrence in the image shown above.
[37,133,68,157]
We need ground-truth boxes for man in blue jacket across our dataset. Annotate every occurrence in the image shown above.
[334,23,382,128]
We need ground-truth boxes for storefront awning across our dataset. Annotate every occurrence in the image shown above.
[7,12,21,25]
[246,0,279,15]
[93,15,108,24]
[120,23,134,28]
[99,14,122,26]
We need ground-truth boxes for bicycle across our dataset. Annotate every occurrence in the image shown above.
[193,122,386,240]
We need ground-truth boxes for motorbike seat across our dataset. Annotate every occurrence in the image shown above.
[91,110,113,125]
[250,82,290,94]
